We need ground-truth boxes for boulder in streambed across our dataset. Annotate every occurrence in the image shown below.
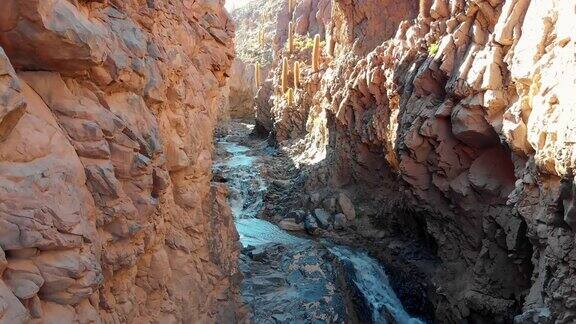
[334,213,347,230]
[279,219,305,231]
[323,196,337,213]
[310,192,322,205]
[314,208,331,229]
[244,244,270,262]
[304,214,319,235]
[338,192,356,221]
[239,242,347,323]
[286,210,306,223]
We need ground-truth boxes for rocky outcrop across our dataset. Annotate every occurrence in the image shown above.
[227,60,256,120]
[240,242,347,323]
[329,0,419,56]
[252,0,576,322]
[0,0,242,322]
[251,0,420,142]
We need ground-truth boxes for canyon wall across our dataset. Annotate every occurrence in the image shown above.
[227,60,256,120]
[252,0,576,322]
[0,0,243,322]
[230,0,332,126]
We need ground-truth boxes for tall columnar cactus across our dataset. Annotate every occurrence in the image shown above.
[293,61,300,88]
[286,87,293,106]
[254,63,261,88]
[281,57,289,93]
[288,0,293,14]
[420,0,430,18]
[312,34,321,72]
[288,22,294,53]
[327,36,335,57]
[259,29,265,47]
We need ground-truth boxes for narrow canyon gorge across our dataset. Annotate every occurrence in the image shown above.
[0,0,575,323]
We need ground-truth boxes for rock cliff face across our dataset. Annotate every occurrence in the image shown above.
[227,60,256,120]
[251,0,576,322]
[0,0,242,322]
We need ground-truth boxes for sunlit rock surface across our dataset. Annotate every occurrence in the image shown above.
[0,0,243,322]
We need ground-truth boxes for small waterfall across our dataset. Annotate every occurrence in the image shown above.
[215,134,424,323]
[215,139,303,247]
[215,141,266,220]
[329,246,424,324]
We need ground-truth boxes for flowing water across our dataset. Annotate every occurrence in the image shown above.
[215,132,423,324]
[328,246,423,324]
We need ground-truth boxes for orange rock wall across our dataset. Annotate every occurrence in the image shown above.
[0,0,242,322]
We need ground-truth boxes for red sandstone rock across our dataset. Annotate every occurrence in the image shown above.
[0,0,243,322]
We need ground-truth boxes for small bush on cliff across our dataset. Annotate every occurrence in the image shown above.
[428,42,439,56]
[293,34,325,52]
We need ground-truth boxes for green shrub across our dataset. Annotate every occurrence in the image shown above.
[428,42,439,56]
[292,34,325,52]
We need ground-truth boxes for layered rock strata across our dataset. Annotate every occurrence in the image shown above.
[0,0,242,322]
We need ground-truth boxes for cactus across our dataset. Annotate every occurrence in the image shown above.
[286,87,293,106]
[293,61,300,88]
[259,29,265,47]
[288,22,294,53]
[312,34,321,72]
[327,36,335,57]
[288,0,293,14]
[281,57,289,93]
[419,0,430,18]
[254,63,261,88]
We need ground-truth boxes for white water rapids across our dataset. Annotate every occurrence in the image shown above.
[215,137,424,324]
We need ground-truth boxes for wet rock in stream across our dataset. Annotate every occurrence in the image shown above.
[240,241,425,324]
[240,242,347,323]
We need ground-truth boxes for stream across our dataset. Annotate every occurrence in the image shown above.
[214,126,424,323]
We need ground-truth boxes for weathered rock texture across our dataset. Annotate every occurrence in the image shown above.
[253,0,576,322]
[227,59,257,120]
[0,0,243,322]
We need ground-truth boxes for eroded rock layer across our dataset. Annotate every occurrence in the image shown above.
[253,0,576,322]
[0,0,242,322]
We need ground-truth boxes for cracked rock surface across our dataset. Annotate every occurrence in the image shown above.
[0,0,244,322]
